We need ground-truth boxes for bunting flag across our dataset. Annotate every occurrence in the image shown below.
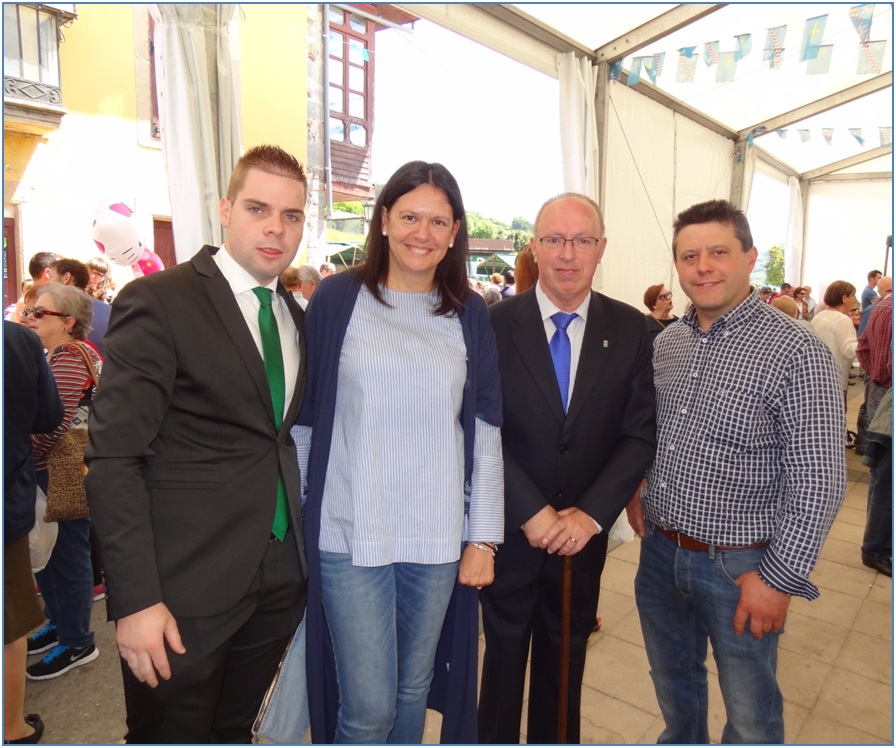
[822,128,834,144]
[881,127,893,146]
[653,52,666,77]
[627,57,642,86]
[609,60,623,82]
[746,125,767,147]
[640,56,658,84]
[798,129,811,143]
[849,128,865,146]
[849,4,875,43]
[800,14,828,61]
[763,26,786,68]
[807,45,834,75]
[775,129,788,139]
[735,33,752,60]
[704,41,720,66]
[716,51,738,83]
[857,40,886,74]
[676,47,697,82]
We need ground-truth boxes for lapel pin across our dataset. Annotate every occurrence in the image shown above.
[602,339,609,348]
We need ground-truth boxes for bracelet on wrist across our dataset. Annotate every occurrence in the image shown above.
[471,541,497,557]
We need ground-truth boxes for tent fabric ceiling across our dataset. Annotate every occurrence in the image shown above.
[473,4,893,179]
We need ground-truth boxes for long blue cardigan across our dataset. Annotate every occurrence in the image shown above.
[297,270,503,743]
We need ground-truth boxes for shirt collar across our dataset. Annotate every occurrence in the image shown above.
[534,281,591,324]
[213,244,278,295]
[681,288,761,336]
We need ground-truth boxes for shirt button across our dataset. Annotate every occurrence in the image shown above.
[681,408,687,414]
[668,445,675,451]
[660,483,667,488]
[701,337,708,343]
[692,371,699,378]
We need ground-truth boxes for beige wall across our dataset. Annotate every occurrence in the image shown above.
[238,4,309,165]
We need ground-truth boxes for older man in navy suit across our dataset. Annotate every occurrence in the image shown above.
[479,193,656,743]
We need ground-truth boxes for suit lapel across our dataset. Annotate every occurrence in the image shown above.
[278,284,306,431]
[566,292,614,426]
[511,292,566,424]
[192,246,277,420]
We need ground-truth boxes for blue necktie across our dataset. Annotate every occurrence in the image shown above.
[550,312,578,412]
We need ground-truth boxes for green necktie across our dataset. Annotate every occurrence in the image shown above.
[252,287,289,541]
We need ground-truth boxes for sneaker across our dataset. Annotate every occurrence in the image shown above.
[26,624,57,655]
[93,583,106,601]
[26,643,99,680]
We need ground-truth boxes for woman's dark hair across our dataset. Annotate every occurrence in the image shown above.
[643,283,665,311]
[357,161,470,316]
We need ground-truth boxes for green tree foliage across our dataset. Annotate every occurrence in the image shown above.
[333,201,364,216]
[765,245,785,287]
[511,216,533,232]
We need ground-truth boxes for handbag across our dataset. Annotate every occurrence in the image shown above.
[252,613,309,743]
[44,342,99,523]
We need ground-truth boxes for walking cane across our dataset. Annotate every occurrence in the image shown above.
[557,554,573,743]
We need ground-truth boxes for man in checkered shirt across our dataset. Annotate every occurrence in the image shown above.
[627,200,846,743]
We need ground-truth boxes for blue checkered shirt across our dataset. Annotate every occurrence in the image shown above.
[643,291,846,600]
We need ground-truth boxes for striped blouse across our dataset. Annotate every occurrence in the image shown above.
[32,343,101,472]
[302,285,502,566]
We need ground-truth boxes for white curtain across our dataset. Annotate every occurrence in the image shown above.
[557,51,600,204]
[557,51,600,287]
[784,176,803,284]
[150,4,241,263]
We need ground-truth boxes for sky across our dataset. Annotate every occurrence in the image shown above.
[372,19,563,226]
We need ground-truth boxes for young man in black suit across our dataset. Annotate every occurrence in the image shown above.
[86,145,309,743]
[479,193,656,743]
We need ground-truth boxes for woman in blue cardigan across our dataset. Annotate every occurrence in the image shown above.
[296,161,503,743]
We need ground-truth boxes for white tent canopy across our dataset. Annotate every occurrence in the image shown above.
[395,3,892,309]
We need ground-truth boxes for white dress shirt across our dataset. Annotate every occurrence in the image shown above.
[214,245,301,420]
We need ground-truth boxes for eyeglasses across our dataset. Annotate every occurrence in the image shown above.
[535,235,604,251]
[21,307,67,320]
[658,292,673,301]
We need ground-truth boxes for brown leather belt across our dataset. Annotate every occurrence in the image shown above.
[656,526,771,553]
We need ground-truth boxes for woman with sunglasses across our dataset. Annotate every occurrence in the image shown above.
[643,284,678,343]
[23,284,101,681]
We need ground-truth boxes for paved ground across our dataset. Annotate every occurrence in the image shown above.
[24,381,892,744]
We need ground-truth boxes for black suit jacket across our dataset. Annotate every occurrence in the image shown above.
[489,288,656,535]
[85,246,307,621]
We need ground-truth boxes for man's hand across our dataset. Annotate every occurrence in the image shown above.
[522,505,561,548]
[733,571,791,639]
[115,602,186,688]
[625,479,647,538]
[458,543,495,588]
[541,507,598,556]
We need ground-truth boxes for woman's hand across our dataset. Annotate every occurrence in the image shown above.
[458,543,496,588]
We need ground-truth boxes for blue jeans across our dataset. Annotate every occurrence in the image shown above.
[34,516,95,650]
[320,552,458,744]
[863,449,892,560]
[635,524,784,744]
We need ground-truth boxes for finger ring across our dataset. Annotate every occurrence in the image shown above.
[569,537,577,544]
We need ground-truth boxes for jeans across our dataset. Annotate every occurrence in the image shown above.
[863,449,893,561]
[34,516,95,650]
[635,524,784,744]
[320,552,458,744]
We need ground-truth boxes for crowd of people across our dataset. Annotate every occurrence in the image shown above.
[3,143,889,746]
